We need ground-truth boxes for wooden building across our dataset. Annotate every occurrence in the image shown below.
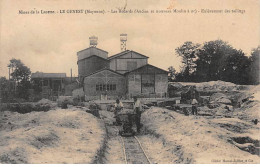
[77,47,109,81]
[84,69,126,100]
[31,72,66,97]
[108,50,148,74]
[77,46,169,100]
[125,64,168,98]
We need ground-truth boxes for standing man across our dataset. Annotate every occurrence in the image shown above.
[114,99,123,125]
[191,98,198,115]
[190,85,198,115]
[133,96,142,133]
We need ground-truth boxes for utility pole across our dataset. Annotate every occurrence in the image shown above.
[70,68,72,83]
[7,66,11,101]
[8,67,10,80]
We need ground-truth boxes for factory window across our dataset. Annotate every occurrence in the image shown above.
[141,74,155,93]
[99,84,103,90]
[96,85,100,91]
[112,84,116,90]
[109,84,113,90]
[96,84,116,91]
[96,84,101,91]
[142,74,155,87]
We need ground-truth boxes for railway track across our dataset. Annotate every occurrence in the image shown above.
[112,126,151,164]
[100,111,151,164]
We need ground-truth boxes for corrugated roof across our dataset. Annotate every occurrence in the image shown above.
[107,50,149,60]
[31,72,66,78]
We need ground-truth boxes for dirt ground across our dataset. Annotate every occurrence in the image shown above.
[99,110,125,164]
[0,107,106,164]
[141,107,259,164]
[0,81,259,164]
[99,108,194,164]
[139,83,260,164]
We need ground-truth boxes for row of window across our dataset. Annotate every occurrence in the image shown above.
[96,84,116,91]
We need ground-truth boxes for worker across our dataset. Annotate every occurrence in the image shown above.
[191,98,198,115]
[133,96,142,133]
[114,99,123,125]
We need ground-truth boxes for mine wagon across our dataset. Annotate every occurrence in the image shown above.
[115,109,137,137]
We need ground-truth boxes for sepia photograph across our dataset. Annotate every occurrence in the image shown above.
[0,0,259,165]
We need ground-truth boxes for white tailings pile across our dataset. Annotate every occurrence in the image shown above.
[0,108,105,164]
[141,107,260,164]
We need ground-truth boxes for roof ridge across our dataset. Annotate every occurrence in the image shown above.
[84,68,124,78]
[77,46,108,54]
[107,50,131,59]
[77,55,109,63]
[124,64,168,74]
[31,72,66,78]
[107,50,149,60]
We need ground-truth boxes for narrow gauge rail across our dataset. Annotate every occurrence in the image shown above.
[113,126,151,164]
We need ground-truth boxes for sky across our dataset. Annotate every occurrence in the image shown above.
[0,0,259,78]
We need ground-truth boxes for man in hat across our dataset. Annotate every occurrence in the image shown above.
[133,96,142,133]
[191,98,198,115]
[114,99,123,125]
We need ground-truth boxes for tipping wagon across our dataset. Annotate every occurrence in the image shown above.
[115,108,136,137]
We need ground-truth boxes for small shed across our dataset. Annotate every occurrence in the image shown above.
[31,72,66,97]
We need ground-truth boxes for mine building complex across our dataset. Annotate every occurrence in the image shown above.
[78,35,168,100]
[31,35,169,100]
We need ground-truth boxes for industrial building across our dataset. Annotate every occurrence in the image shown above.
[77,47,109,81]
[83,69,126,100]
[31,72,79,99]
[79,35,168,100]
[108,50,148,74]
[125,64,168,98]
[31,72,66,98]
